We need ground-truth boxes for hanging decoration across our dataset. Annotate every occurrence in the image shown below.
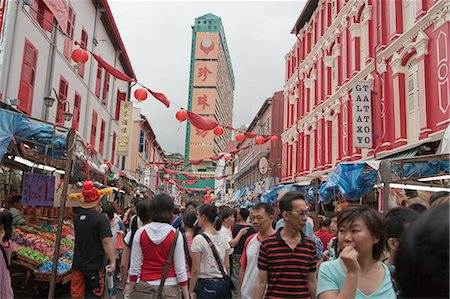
[186,111,218,130]
[224,155,231,161]
[134,88,148,101]
[189,159,203,165]
[71,49,89,64]
[213,126,224,136]
[256,137,265,145]
[236,133,246,142]
[73,43,283,145]
[271,135,279,143]
[176,110,188,122]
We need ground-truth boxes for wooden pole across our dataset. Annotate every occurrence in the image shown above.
[314,178,320,231]
[380,159,392,215]
[48,128,76,299]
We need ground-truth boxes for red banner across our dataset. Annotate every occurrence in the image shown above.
[42,0,68,32]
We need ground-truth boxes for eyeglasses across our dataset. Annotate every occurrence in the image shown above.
[289,210,310,218]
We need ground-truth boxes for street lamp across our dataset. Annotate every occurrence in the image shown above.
[44,88,73,122]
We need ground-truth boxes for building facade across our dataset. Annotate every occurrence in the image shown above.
[185,13,235,163]
[234,91,284,195]
[281,0,450,183]
[0,0,134,168]
[125,109,165,193]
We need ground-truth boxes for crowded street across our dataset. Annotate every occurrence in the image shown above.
[0,0,449,298]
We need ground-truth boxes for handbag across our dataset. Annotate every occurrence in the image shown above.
[201,234,233,299]
[157,229,180,299]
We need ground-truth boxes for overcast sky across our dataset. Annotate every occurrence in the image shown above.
[109,1,306,155]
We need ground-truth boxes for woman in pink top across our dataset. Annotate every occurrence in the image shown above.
[182,210,199,277]
[0,208,13,299]
[129,194,189,299]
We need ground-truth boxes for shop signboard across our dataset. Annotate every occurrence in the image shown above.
[22,173,55,207]
[352,81,373,148]
[117,101,132,156]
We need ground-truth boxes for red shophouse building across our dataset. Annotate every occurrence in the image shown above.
[281,0,450,183]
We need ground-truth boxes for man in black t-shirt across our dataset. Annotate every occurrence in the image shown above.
[71,181,115,298]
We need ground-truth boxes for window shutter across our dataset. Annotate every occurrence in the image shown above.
[102,72,110,106]
[111,132,116,165]
[99,119,105,155]
[72,93,81,130]
[63,6,75,59]
[95,65,102,97]
[42,5,54,32]
[90,111,98,147]
[78,29,88,77]
[56,77,68,126]
[18,41,38,115]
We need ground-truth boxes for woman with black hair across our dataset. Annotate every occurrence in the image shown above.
[0,208,13,298]
[129,193,188,299]
[395,204,449,299]
[120,200,152,299]
[317,205,395,299]
[189,204,232,299]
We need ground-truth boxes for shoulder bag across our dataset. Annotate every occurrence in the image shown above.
[157,229,180,299]
[201,233,233,299]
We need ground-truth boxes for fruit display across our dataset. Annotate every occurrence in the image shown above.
[16,247,49,264]
[13,231,55,257]
[39,232,57,242]
[35,259,71,275]
[18,225,41,234]
[61,238,74,249]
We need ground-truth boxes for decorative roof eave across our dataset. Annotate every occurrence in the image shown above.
[291,0,320,35]
[95,0,136,79]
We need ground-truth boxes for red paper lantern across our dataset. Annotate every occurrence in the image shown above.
[134,88,148,101]
[271,135,279,143]
[176,110,188,122]
[224,155,231,161]
[256,137,265,145]
[236,133,246,142]
[213,126,224,136]
[71,49,89,64]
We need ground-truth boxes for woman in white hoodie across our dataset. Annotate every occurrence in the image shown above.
[129,194,189,299]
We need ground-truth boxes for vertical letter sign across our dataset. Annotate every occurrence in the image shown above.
[117,101,132,156]
[22,173,55,206]
[352,81,373,148]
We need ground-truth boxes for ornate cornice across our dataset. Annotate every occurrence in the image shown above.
[390,30,430,75]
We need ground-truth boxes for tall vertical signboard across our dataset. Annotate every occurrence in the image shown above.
[117,101,132,156]
[352,81,373,148]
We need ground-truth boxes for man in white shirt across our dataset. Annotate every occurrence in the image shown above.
[239,203,275,299]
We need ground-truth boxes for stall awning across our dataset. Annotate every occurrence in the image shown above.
[387,148,419,160]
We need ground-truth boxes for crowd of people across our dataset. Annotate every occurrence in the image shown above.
[0,188,448,299]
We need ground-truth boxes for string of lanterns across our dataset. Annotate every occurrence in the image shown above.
[71,47,280,149]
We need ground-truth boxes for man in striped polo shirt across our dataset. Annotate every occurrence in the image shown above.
[254,191,317,299]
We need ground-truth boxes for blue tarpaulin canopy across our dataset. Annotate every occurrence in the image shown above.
[0,108,67,161]
[319,162,377,204]
[261,184,299,203]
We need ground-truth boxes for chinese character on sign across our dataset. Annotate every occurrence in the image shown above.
[198,66,212,82]
[195,128,208,138]
[197,94,210,109]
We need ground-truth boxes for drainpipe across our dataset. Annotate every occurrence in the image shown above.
[82,3,99,138]
[106,50,119,162]
[42,19,58,121]
[0,0,20,102]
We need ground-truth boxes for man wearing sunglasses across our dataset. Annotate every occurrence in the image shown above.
[254,191,317,299]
